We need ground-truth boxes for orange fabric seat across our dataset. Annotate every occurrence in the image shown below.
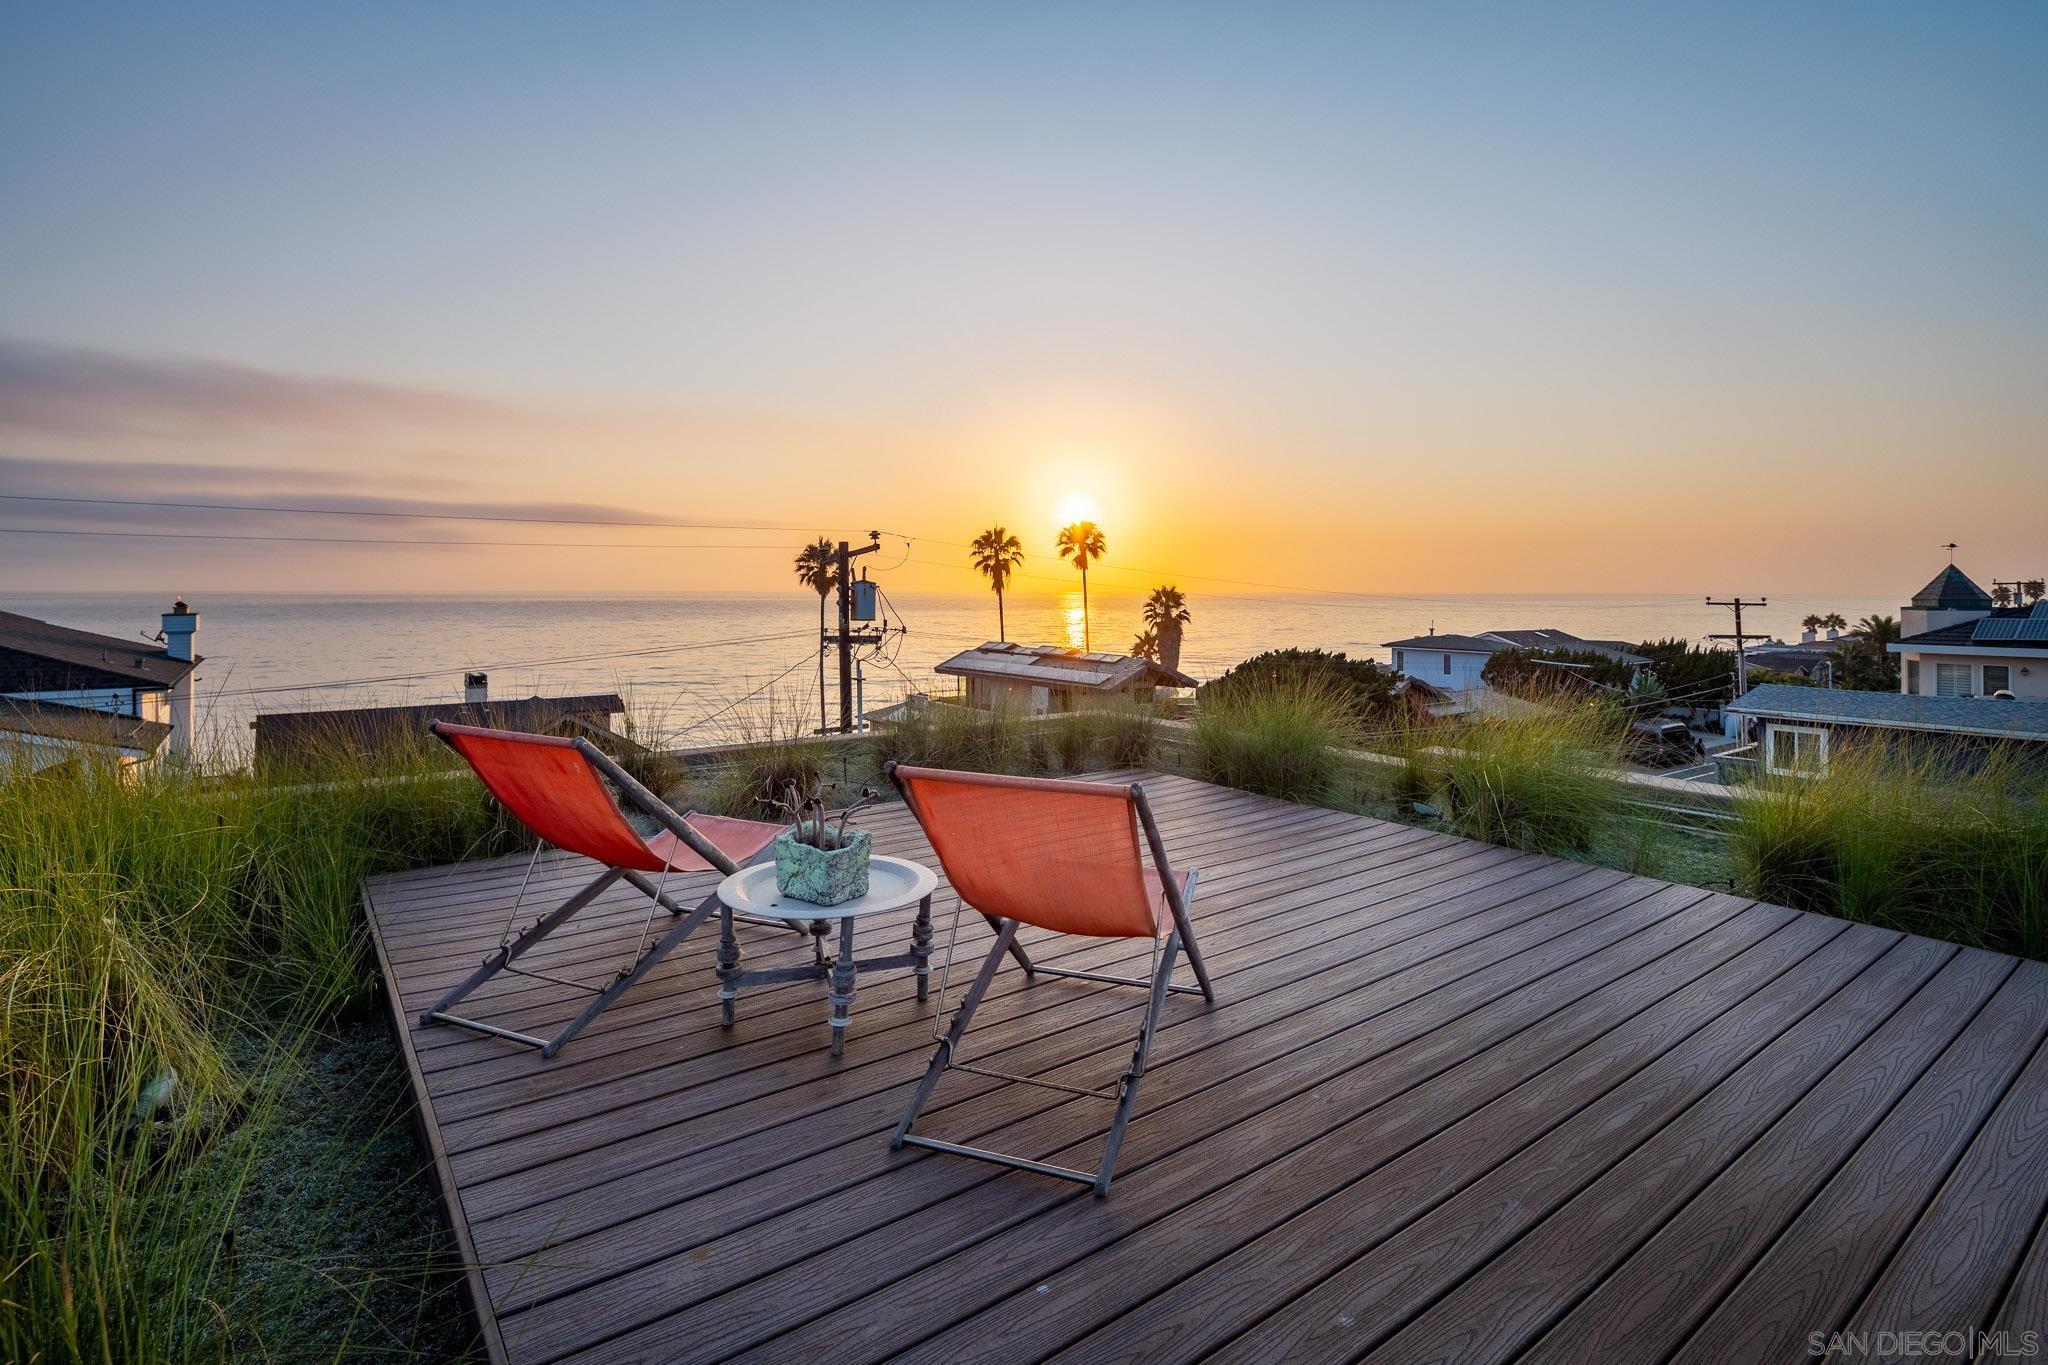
[435,722,779,873]
[890,765,1182,939]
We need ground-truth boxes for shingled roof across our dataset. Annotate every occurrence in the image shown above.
[935,643,1198,691]
[1727,683,2048,742]
[0,609,197,691]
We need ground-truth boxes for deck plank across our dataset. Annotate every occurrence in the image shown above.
[359,771,2048,1365]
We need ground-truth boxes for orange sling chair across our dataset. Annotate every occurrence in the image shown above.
[885,762,1214,1195]
[423,722,785,1058]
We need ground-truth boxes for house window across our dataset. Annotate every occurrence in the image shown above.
[1442,653,1452,674]
[1934,662,1972,698]
[1906,659,1920,695]
[1984,664,2011,694]
[1766,724,1829,777]
[1393,650,1405,673]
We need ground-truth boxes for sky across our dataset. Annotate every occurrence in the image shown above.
[2,2,2044,601]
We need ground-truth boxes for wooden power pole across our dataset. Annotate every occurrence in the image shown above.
[1706,596,1770,697]
[828,533,886,732]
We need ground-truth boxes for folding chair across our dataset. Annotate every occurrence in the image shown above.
[884,762,1215,1195]
[421,721,787,1058]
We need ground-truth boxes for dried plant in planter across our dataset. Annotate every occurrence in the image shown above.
[764,780,882,905]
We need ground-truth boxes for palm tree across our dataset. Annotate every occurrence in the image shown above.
[1821,612,1848,635]
[968,525,1025,642]
[1131,626,1160,662]
[1055,520,1106,650]
[793,537,838,735]
[1142,585,1191,671]
[2026,578,2047,604]
[1994,584,2016,608]
[1800,613,1825,637]
[1855,613,1901,648]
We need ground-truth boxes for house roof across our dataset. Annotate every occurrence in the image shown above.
[1891,603,2048,651]
[1909,564,1993,610]
[934,643,1199,691]
[1381,628,1647,666]
[1382,634,1502,653]
[252,693,626,759]
[0,609,197,690]
[0,697,174,754]
[1726,683,2048,742]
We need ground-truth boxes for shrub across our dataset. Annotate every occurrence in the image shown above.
[1082,702,1161,771]
[1202,648,1401,722]
[1419,704,1626,855]
[701,736,830,819]
[1732,739,2048,957]
[1193,675,1361,802]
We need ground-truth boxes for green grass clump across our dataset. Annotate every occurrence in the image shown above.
[1732,739,2048,957]
[701,735,832,819]
[1078,703,1161,771]
[1415,705,1626,856]
[1193,675,1360,803]
[875,700,1034,775]
[0,738,518,1363]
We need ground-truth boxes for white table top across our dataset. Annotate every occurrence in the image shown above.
[716,855,938,921]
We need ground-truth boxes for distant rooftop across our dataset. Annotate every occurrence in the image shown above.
[1727,683,2048,742]
[934,642,1198,691]
[0,609,197,691]
[1893,601,2048,650]
[1908,564,1993,611]
[0,696,174,755]
[1382,628,1646,665]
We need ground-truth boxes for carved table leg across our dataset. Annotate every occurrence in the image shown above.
[717,903,741,1028]
[828,914,858,1057]
[912,895,934,1003]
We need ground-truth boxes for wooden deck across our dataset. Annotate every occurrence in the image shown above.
[362,771,2048,1365]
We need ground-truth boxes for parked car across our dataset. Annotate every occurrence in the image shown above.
[1627,716,1706,768]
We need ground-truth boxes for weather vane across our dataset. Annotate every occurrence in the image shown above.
[1943,541,1959,563]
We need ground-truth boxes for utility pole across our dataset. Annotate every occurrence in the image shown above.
[828,533,885,733]
[1706,596,1770,697]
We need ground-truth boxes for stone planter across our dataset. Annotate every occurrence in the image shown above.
[773,829,872,906]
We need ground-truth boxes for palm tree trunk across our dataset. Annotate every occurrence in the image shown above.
[816,592,828,736]
[1081,567,1090,650]
[1161,624,1181,672]
[997,587,1006,643]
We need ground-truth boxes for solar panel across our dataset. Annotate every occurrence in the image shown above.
[1972,607,2048,642]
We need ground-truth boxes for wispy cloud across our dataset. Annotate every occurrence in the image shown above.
[0,337,512,439]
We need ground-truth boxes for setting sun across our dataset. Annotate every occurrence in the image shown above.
[1056,489,1101,527]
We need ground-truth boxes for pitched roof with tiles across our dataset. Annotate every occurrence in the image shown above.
[1893,603,2048,650]
[934,643,1198,690]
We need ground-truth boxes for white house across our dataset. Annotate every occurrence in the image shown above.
[1728,683,2048,779]
[1383,628,1647,698]
[1887,565,2048,701]
[0,602,200,771]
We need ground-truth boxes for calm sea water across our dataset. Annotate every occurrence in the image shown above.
[12,588,1900,756]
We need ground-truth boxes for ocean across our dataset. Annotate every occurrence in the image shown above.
[11,588,1900,755]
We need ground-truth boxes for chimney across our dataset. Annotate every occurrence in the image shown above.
[1800,627,1816,644]
[160,600,198,762]
[1826,628,1840,641]
[464,671,489,705]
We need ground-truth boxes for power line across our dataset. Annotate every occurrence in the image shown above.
[0,525,802,550]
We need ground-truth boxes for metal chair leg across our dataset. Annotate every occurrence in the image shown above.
[1094,931,1180,1196]
[420,867,623,1029]
[540,888,721,1058]
[893,919,1016,1148]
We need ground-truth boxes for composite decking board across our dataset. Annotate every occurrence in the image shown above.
[557,875,1712,1365]
[443,832,1545,1189]
[396,787,1396,1052]
[1667,960,2048,1365]
[1841,1026,2048,1350]
[358,772,2048,1365]
[1515,945,2017,1365]
[943,914,1875,1365]
[469,845,1605,1281]
[419,804,1446,1099]
[850,896,1792,1365]
[490,866,1664,1344]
